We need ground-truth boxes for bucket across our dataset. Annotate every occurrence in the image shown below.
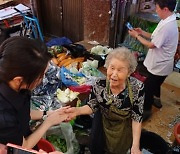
[140,130,169,154]
[37,138,55,152]
[174,123,180,144]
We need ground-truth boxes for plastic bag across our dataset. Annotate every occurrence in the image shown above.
[69,85,91,93]
[60,66,85,87]
[46,123,79,154]
[63,43,87,58]
[46,37,72,47]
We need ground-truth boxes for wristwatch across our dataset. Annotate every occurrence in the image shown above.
[42,110,47,120]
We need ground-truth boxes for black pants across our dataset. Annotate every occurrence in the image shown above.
[144,71,167,110]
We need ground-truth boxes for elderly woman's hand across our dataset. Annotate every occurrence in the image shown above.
[0,144,7,154]
[65,107,78,121]
[47,106,71,116]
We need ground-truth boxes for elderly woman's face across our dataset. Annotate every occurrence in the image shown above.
[107,58,129,87]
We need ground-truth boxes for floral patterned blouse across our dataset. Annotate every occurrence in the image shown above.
[87,77,144,122]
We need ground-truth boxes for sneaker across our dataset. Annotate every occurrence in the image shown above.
[143,110,152,122]
[153,97,162,108]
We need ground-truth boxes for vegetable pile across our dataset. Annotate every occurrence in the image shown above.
[47,134,67,153]
[90,45,112,55]
[56,88,79,104]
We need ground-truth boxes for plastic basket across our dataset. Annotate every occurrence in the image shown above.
[37,138,55,152]
[174,123,180,144]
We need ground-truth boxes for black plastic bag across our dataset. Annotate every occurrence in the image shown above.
[63,43,87,58]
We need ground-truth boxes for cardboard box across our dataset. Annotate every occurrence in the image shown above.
[0,0,13,5]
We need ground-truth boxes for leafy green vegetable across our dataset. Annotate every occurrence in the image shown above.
[47,134,67,153]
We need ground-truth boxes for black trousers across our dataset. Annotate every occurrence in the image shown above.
[144,70,167,110]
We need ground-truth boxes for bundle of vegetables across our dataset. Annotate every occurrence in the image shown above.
[51,52,85,70]
[82,59,98,69]
[80,60,105,78]
[48,45,63,56]
[56,88,79,105]
[90,45,113,55]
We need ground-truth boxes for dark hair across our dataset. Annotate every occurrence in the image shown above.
[154,0,176,12]
[0,36,52,87]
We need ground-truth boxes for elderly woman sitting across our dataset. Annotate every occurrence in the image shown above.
[66,47,144,154]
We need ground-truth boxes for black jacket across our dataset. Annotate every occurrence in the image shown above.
[0,82,32,146]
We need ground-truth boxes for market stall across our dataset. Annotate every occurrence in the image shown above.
[29,39,113,153]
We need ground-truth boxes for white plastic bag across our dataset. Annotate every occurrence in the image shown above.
[46,123,79,154]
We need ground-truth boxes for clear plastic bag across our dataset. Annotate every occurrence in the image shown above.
[46,123,79,154]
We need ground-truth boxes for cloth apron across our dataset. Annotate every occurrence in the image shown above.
[102,105,132,154]
[102,79,133,154]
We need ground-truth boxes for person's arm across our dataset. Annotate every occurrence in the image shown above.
[134,28,151,39]
[128,29,155,49]
[0,144,7,154]
[136,34,155,49]
[30,110,44,120]
[140,30,151,39]
[131,120,142,154]
[30,106,70,120]
[22,110,68,149]
[65,105,93,121]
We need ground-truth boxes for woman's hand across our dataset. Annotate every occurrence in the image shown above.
[0,144,7,154]
[131,146,141,154]
[44,109,69,127]
[47,106,71,116]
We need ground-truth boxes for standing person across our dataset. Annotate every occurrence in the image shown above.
[0,36,68,149]
[65,47,144,154]
[128,0,178,120]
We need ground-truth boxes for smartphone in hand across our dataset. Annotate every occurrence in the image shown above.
[7,143,38,154]
[126,22,133,30]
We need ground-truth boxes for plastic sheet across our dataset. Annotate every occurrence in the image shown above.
[46,37,72,47]
[31,61,63,110]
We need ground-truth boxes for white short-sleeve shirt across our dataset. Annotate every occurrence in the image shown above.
[144,16,178,76]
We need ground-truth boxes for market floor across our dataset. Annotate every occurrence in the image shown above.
[142,72,180,145]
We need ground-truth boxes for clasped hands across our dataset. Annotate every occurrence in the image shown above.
[47,106,78,124]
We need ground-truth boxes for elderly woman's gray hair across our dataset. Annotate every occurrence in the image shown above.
[104,47,137,74]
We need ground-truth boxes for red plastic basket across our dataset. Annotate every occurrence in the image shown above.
[174,123,180,144]
[37,138,55,152]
